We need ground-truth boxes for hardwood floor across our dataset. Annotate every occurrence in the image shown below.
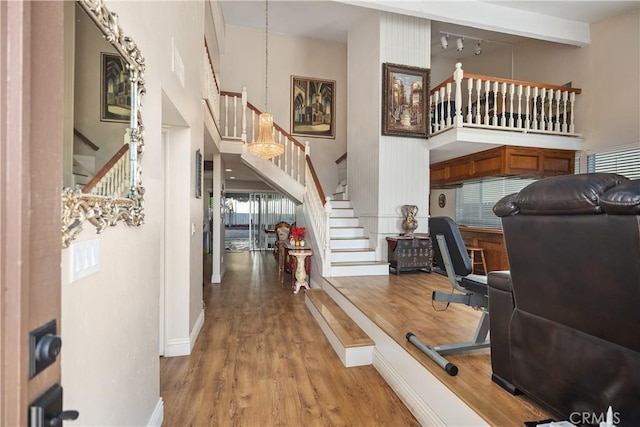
[161,251,420,426]
[326,273,553,426]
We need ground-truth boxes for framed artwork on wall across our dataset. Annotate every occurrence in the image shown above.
[100,52,130,123]
[195,149,202,199]
[382,62,430,138]
[290,76,335,139]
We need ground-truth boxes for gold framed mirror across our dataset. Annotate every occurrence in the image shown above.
[62,0,146,248]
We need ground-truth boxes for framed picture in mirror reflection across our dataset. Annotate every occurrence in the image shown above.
[101,52,131,122]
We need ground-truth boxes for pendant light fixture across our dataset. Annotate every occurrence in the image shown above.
[247,0,284,159]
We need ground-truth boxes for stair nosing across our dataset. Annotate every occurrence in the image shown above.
[306,290,374,348]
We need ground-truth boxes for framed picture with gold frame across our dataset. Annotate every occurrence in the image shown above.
[290,76,335,139]
[100,52,130,123]
[382,63,430,138]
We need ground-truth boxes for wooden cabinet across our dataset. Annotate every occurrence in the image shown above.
[386,236,432,275]
[458,227,509,273]
[430,145,575,188]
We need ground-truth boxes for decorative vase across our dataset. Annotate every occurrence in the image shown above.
[300,239,305,247]
[290,238,296,246]
[295,240,300,246]
[401,204,418,237]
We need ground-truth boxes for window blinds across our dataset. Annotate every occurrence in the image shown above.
[455,177,537,229]
[586,146,640,179]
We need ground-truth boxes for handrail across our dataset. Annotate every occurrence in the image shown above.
[430,75,581,96]
[306,155,327,205]
[335,152,347,164]
[430,62,582,137]
[82,144,130,195]
[74,128,100,151]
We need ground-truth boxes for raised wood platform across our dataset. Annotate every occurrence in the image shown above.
[320,272,552,426]
[305,289,374,367]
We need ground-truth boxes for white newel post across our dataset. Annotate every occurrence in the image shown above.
[241,87,247,143]
[453,63,464,128]
[323,196,332,276]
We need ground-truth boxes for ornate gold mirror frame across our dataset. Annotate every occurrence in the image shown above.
[62,0,146,248]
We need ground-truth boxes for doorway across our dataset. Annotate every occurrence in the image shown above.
[224,192,296,252]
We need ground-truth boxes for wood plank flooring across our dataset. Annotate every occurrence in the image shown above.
[161,251,419,426]
[326,272,553,426]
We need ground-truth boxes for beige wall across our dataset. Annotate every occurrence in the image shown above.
[61,1,207,425]
[220,26,348,194]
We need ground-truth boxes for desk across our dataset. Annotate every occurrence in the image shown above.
[386,235,432,275]
[278,242,312,293]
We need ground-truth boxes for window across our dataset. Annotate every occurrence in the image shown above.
[455,177,538,229]
[586,146,640,179]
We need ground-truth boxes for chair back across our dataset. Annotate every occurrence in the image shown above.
[274,222,291,242]
[429,216,473,277]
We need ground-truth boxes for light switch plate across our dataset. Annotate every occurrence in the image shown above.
[70,238,100,282]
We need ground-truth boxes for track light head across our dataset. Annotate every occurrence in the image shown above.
[440,34,448,49]
[475,40,482,55]
[456,37,464,52]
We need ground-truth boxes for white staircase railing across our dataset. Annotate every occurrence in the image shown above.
[221,88,306,186]
[303,149,332,276]
[431,62,582,137]
[203,42,221,132]
[218,87,333,275]
[82,143,130,197]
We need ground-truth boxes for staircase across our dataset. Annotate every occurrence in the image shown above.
[329,200,388,277]
[218,87,389,278]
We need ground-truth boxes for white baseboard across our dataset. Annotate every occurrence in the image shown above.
[146,397,164,427]
[165,309,205,357]
[190,308,205,351]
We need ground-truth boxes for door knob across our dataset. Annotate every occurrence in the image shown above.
[48,410,79,427]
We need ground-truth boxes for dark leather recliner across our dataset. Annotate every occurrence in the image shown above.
[488,173,640,426]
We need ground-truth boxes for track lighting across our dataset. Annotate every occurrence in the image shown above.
[440,34,448,50]
[475,40,482,55]
[456,37,464,52]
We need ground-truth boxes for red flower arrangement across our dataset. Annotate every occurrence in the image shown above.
[290,226,306,241]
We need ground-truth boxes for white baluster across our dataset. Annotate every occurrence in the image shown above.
[475,79,483,124]
[241,87,247,143]
[554,90,561,132]
[467,78,473,124]
[445,82,452,127]
[569,92,576,133]
[453,63,464,127]
[508,84,515,128]
[500,83,507,127]
[492,81,499,126]
[232,96,238,138]
[524,86,531,131]
[224,95,229,138]
[484,80,490,125]
[562,90,569,133]
[547,89,554,131]
[434,90,441,130]
[531,87,539,130]
[516,85,523,129]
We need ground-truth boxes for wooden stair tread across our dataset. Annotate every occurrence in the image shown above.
[331,261,389,267]
[306,289,374,348]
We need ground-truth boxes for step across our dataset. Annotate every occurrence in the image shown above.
[329,217,360,228]
[330,261,390,277]
[330,207,355,218]
[330,200,351,209]
[331,248,376,263]
[332,192,347,201]
[305,289,374,367]
[330,226,365,238]
[330,237,370,250]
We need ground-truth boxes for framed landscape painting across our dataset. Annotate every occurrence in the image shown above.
[101,52,131,123]
[291,76,335,139]
[382,63,429,138]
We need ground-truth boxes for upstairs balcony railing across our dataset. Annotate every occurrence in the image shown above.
[220,88,306,186]
[431,63,582,137]
[214,84,333,275]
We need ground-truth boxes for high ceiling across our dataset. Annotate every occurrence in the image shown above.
[215,0,639,187]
